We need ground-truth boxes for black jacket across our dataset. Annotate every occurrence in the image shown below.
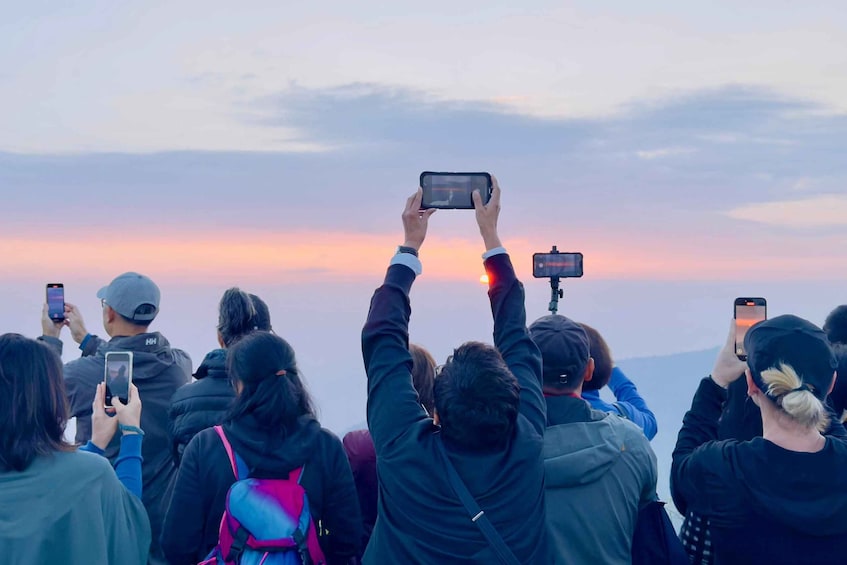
[672,377,847,564]
[161,413,363,565]
[361,253,551,564]
[168,349,235,464]
[41,332,191,565]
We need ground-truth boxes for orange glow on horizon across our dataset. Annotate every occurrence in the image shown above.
[3,226,847,284]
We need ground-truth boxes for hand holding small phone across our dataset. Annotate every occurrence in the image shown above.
[113,382,142,432]
[473,175,502,251]
[401,188,437,251]
[711,319,750,389]
[91,382,119,450]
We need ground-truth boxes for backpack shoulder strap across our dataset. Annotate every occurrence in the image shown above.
[213,425,248,480]
[288,465,305,484]
[435,435,520,565]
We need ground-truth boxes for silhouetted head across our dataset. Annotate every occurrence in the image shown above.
[0,334,73,472]
[217,287,273,348]
[226,331,315,432]
[410,343,436,414]
[823,305,847,345]
[433,342,520,451]
[529,315,594,394]
[578,323,612,392]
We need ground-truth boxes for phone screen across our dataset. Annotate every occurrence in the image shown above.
[533,253,584,278]
[46,284,65,322]
[735,298,767,360]
[105,352,132,405]
[420,172,491,209]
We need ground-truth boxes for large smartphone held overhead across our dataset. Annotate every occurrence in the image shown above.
[420,172,492,209]
[104,351,133,406]
[734,297,767,361]
[46,283,65,323]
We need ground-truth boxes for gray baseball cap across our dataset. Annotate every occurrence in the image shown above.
[97,272,160,323]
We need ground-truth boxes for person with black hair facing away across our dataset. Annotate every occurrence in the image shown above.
[0,333,151,564]
[578,323,658,439]
[162,330,362,564]
[671,316,847,564]
[361,180,552,564]
[343,342,437,550]
[529,315,657,565]
[823,304,847,420]
[39,271,191,565]
[169,288,272,463]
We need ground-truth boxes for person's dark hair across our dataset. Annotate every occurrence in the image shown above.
[218,287,273,347]
[0,334,73,472]
[824,305,847,345]
[433,342,520,451]
[829,343,847,420]
[226,331,315,432]
[579,323,613,392]
[409,343,436,414]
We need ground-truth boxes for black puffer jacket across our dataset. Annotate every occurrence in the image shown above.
[168,349,235,464]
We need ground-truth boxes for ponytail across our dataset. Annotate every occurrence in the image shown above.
[218,287,258,347]
[760,363,830,432]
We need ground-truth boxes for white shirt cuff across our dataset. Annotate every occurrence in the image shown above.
[390,252,423,276]
[482,246,508,260]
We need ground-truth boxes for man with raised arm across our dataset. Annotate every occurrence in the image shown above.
[361,180,551,564]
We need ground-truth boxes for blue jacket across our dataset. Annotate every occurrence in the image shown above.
[582,367,658,439]
[361,253,551,564]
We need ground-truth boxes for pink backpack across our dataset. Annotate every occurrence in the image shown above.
[199,426,327,565]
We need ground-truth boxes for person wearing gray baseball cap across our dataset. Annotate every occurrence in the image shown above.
[39,271,192,565]
[671,316,847,564]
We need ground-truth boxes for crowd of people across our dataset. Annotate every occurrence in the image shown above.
[1,178,847,564]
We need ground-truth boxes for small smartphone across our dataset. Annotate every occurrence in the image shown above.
[420,172,492,209]
[104,351,133,406]
[532,252,584,278]
[734,297,767,361]
[46,283,65,323]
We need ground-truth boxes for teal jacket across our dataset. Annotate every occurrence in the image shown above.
[544,395,657,565]
[0,449,151,564]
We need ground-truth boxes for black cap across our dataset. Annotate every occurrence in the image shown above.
[529,315,590,387]
[745,314,836,400]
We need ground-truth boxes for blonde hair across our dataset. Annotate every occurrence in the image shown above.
[760,363,830,432]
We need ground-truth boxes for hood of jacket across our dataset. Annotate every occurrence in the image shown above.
[194,349,228,380]
[100,332,190,382]
[223,414,322,477]
[543,395,624,488]
[731,437,847,537]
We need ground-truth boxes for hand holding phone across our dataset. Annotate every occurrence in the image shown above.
[104,352,133,406]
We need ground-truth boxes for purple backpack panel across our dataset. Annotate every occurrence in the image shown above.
[199,426,326,565]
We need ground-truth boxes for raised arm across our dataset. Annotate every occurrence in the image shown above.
[608,367,658,439]
[362,190,436,452]
[474,179,545,435]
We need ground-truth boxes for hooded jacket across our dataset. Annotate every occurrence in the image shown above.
[543,395,657,565]
[361,253,552,564]
[161,413,363,565]
[0,450,151,564]
[672,377,847,564]
[42,331,191,565]
[169,348,236,464]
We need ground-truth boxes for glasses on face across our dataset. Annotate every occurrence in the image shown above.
[100,298,108,308]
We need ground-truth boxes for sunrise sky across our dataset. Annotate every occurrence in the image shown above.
[2,1,846,432]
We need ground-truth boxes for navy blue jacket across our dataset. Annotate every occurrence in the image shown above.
[672,377,847,564]
[361,253,551,564]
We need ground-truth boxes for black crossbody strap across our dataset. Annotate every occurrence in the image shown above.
[435,436,521,565]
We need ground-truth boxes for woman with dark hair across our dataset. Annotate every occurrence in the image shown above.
[578,323,657,440]
[168,287,272,463]
[162,331,363,564]
[0,333,150,563]
[343,342,436,551]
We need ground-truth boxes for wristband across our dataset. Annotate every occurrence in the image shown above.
[397,245,419,257]
[119,424,145,436]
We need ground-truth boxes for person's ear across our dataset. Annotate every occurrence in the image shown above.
[105,306,117,324]
[583,358,595,383]
[745,369,759,399]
